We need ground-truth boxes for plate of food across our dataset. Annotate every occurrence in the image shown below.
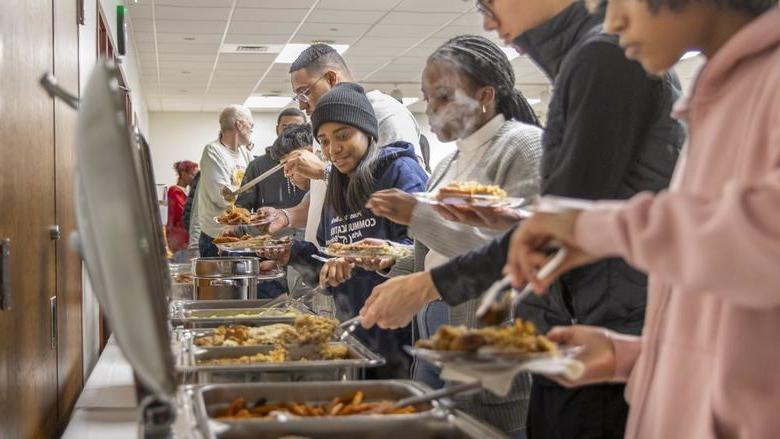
[412,181,525,208]
[213,234,292,254]
[406,318,580,366]
[215,205,277,226]
[321,239,412,259]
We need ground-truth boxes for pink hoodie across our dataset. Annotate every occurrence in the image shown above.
[573,7,780,439]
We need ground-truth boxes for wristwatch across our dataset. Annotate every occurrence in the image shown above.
[321,163,332,181]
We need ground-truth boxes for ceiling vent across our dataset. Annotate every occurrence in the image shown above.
[236,45,270,53]
[220,44,283,54]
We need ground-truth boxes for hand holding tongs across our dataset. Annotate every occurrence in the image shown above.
[222,162,285,202]
[338,316,362,341]
[367,381,482,414]
[476,247,569,325]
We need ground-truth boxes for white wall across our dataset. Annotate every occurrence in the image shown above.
[148,111,456,187]
[148,111,282,187]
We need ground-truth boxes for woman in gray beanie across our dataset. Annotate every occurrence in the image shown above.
[270,82,429,378]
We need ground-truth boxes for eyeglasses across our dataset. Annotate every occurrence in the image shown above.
[292,74,328,104]
[474,0,497,21]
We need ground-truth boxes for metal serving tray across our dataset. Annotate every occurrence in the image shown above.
[176,330,384,383]
[192,381,505,439]
[169,298,313,328]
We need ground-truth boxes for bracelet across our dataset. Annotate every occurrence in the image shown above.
[279,209,291,227]
[321,164,332,181]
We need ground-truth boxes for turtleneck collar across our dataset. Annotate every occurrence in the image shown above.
[455,114,506,154]
[513,1,603,80]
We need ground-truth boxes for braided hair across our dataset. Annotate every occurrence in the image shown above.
[429,35,540,127]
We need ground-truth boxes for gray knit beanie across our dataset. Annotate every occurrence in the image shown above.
[311,82,378,141]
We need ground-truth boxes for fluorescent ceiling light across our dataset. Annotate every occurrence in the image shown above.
[244,96,294,109]
[680,51,700,60]
[527,98,541,105]
[275,43,349,64]
[501,47,520,61]
[402,97,419,106]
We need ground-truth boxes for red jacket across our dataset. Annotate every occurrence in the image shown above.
[165,185,188,252]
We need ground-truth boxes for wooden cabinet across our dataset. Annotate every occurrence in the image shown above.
[0,0,83,437]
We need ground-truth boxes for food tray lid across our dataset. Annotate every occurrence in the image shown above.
[74,61,176,399]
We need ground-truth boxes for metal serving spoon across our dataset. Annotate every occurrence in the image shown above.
[476,248,569,326]
[221,162,285,203]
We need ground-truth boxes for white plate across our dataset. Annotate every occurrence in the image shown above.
[405,345,582,369]
[412,192,525,208]
[321,239,412,259]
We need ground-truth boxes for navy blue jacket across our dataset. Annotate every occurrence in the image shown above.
[290,141,428,378]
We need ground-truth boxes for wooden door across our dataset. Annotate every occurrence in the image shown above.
[0,0,60,437]
[54,0,84,433]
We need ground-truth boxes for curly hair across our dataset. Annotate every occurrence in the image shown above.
[269,123,314,162]
[173,160,198,177]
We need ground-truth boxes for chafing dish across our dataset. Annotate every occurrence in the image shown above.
[176,327,384,383]
[192,381,505,438]
[169,298,313,329]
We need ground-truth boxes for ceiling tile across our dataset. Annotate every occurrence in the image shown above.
[156,42,220,54]
[380,11,460,26]
[307,9,386,24]
[134,32,224,44]
[296,22,373,38]
[316,0,394,11]
[228,21,300,35]
[153,6,232,21]
[155,0,233,7]
[367,24,442,38]
[231,7,309,22]
[156,19,228,34]
[396,0,473,13]
[127,5,153,20]
[237,0,316,8]
[224,33,291,44]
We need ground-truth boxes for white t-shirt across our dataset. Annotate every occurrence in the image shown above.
[366,90,422,157]
[196,140,253,238]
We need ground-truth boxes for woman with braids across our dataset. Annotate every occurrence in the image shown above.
[359,35,542,437]
[166,160,198,261]
[264,82,428,379]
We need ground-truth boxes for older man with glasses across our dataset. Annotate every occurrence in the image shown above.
[195,104,256,257]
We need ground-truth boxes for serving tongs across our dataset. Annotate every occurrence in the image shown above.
[476,247,569,325]
[338,316,362,341]
[221,162,285,203]
[259,284,327,312]
[365,381,482,414]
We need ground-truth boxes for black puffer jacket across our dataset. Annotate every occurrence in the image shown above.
[430,2,685,335]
